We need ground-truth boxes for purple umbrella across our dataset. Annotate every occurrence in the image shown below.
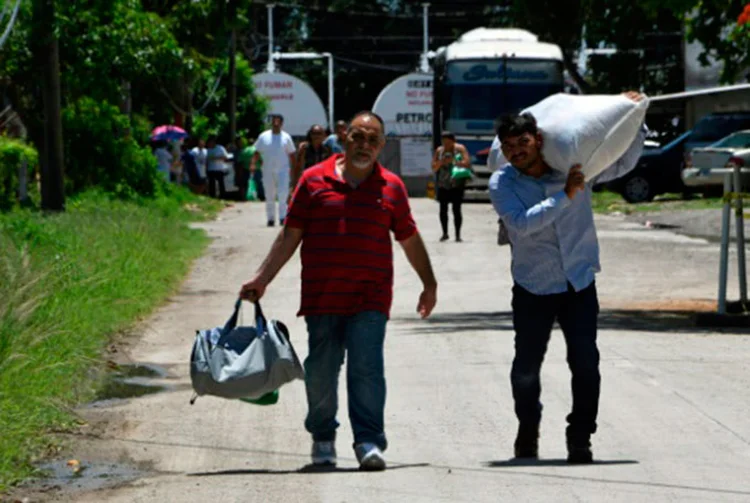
[151,125,188,141]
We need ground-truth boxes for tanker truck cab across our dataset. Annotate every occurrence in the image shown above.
[432,28,566,201]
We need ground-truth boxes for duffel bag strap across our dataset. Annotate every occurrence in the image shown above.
[222,298,244,334]
[254,301,267,333]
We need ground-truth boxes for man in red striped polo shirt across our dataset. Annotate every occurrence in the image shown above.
[239,111,437,471]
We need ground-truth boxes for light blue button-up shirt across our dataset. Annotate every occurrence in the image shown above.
[489,127,646,295]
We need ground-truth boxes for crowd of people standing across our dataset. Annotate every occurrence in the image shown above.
[152,115,478,244]
[151,115,351,228]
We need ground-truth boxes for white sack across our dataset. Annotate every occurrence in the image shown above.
[521,93,649,178]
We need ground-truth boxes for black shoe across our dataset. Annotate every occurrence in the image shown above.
[514,423,539,459]
[566,434,593,464]
[267,220,275,227]
[455,236,463,242]
[440,234,449,242]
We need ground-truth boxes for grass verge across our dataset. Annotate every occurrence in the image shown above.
[591,190,724,214]
[0,188,223,491]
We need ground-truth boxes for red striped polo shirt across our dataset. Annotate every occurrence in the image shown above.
[285,154,417,317]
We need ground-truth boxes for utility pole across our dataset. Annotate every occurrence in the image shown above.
[33,0,65,212]
[228,0,238,143]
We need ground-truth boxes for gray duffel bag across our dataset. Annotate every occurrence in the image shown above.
[190,299,304,404]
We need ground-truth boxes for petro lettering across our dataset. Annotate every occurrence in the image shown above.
[396,112,433,123]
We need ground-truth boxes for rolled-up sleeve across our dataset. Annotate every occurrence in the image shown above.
[489,170,570,236]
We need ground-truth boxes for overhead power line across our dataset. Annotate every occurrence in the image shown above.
[333,55,412,72]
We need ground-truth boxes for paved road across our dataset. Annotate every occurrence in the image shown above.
[626,208,750,244]
[34,199,750,502]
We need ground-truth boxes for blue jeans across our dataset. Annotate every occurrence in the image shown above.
[304,311,388,450]
[511,282,600,438]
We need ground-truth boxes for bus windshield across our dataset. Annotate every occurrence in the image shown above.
[443,59,563,124]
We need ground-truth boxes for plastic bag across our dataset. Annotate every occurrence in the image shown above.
[451,167,473,180]
[246,178,258,201]
[239,389,279,406]
[522,93,649,179]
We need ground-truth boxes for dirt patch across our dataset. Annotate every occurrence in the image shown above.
[601,298,718,313]
[2,434,153,503]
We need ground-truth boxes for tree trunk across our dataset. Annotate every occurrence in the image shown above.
[228,0,237,143]
[34,0,65,212]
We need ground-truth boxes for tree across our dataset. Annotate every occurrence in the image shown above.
[0,0,267,203]
[685,0,747,83]
[631,0,750,85]
[733,3,750,80]
[32,0,65,212]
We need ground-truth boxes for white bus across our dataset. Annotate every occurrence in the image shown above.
[432,28,567,199]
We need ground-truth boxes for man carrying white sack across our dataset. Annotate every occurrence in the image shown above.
[489,91,647,464]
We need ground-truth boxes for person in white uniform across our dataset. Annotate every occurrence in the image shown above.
[251,114,296,226]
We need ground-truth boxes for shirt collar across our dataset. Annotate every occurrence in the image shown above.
[323,154,387,185]
[506,163,563,183]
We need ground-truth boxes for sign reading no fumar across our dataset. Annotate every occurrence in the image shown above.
[373,72,433,136]
[252,72,327,137]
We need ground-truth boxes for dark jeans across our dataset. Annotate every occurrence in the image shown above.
[253,169,266,201]
[207,171,226,199]
[437,187,465,237]
[304,311,388,450]
[235,166,250,201]
[510,281,600,439]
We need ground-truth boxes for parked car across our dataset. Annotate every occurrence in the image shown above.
[605,131,691,203]
[682,130,750,188]
[606,112,750,202]
[684,112,750,157]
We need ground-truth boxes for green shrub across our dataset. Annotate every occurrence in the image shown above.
[0,188,221,489]
[62,97,163,199]
[0,138,38,211]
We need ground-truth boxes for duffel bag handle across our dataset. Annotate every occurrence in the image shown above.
[224,298,268,334]
[222,298,243,333]
[254,301,267,333]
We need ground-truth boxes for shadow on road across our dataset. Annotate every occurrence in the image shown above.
[188,463,429,477]
[392,310,750,335]
[485,458,638,468]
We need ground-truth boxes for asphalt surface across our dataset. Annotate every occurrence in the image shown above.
[16,199,750,503]
[626,208,750,244]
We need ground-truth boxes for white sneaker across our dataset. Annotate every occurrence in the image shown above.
[311,441,337,466]
[354,442,386,471]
